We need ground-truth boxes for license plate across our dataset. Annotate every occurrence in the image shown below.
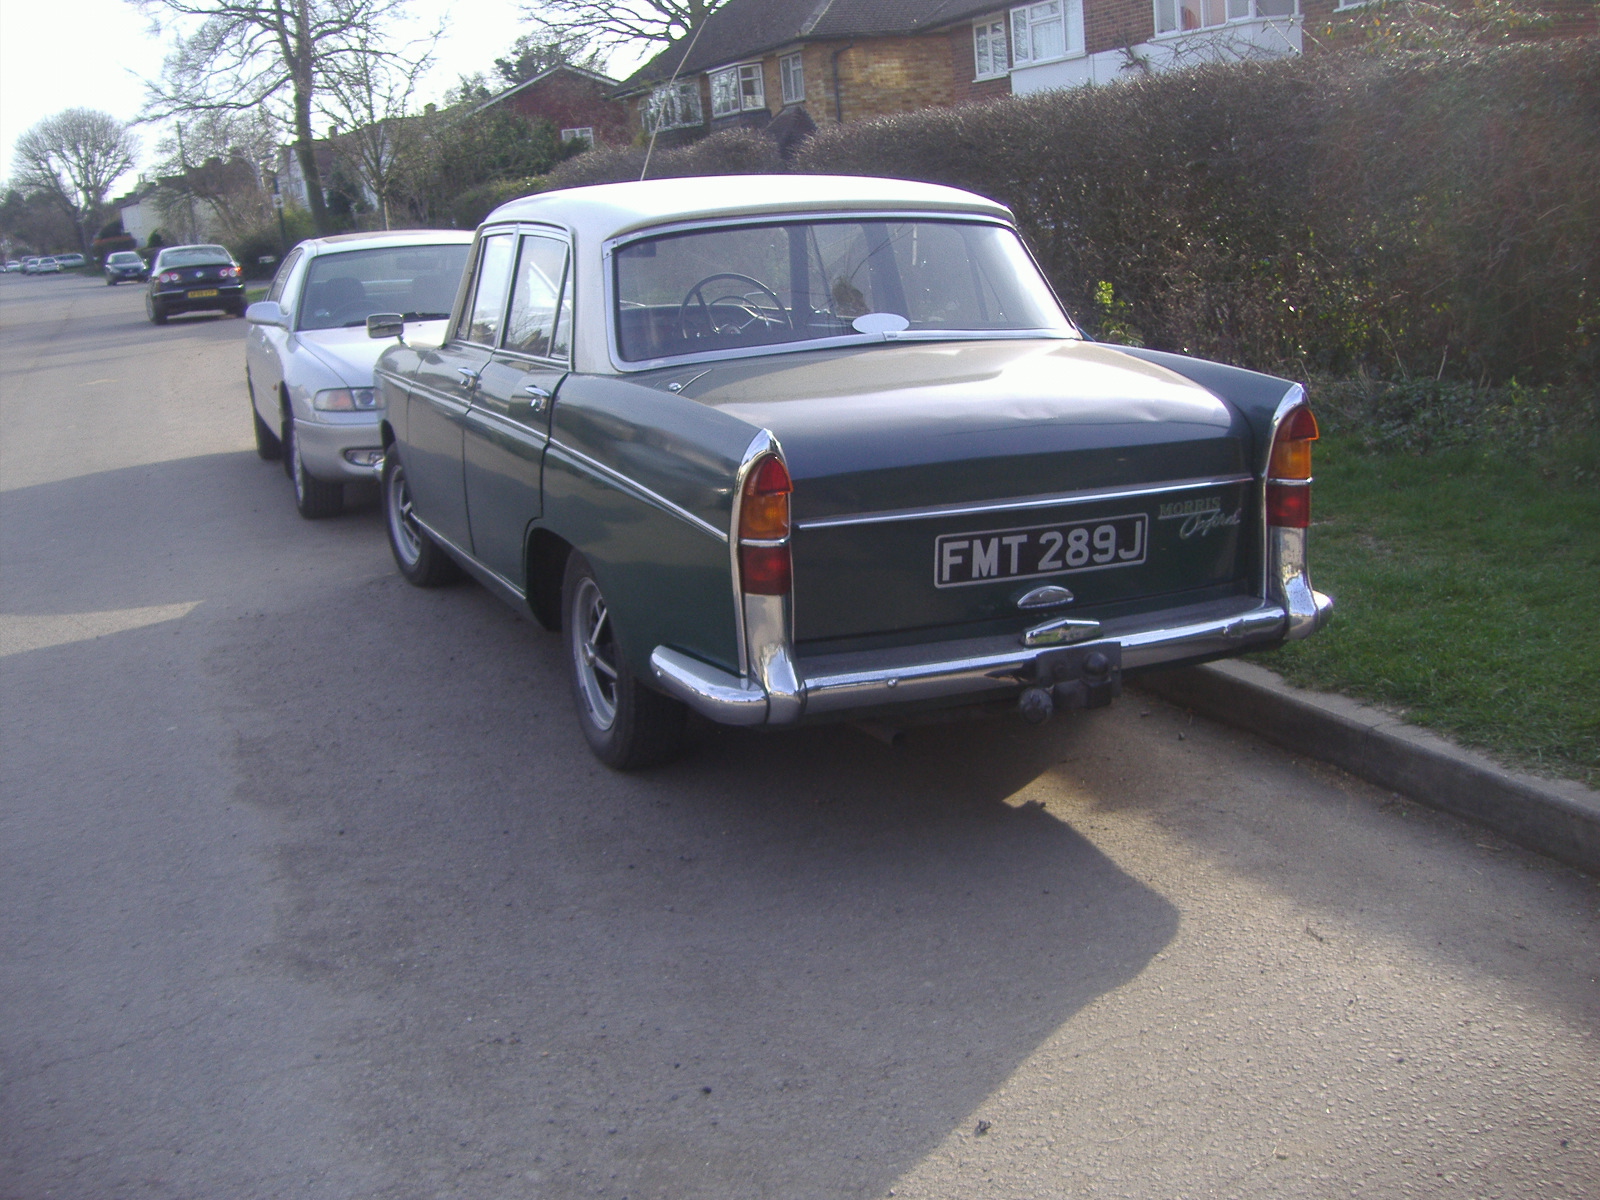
[188,288,218,298]
[935,513,1147,588]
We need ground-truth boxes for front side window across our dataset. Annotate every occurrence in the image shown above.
[974,19,1008,78]
[780,53,805,104]
[1010,0,1082,62]
[710,63,766,117]
[612,219,1073,364]
[1155,0,1292,32]
[644,80,703,131]
[504,235,571,360]
[461,233,517,346]
[267,248,301,303]
[296,242,469,331]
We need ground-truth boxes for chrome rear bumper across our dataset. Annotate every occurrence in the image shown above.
[650,591,1331,727]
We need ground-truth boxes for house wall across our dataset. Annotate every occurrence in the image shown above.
[503,74,632,144]
[828,35,964,122]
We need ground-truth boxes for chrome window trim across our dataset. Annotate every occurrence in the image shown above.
[547,439,727,544]
[601,212,1078,374]
[796,474,1254,530]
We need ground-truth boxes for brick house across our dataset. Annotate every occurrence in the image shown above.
[470,65,632,146]
[616,0,1598,140]
[614,0,1017,151]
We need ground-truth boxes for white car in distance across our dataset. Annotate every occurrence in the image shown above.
[245,229,474,517]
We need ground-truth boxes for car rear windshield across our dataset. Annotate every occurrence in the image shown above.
[161,246,233,267]
[108,253,141,264]
[297,243,471,331]
[613,218,1073,363]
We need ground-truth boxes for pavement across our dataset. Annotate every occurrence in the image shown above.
[1136,658,1600,878]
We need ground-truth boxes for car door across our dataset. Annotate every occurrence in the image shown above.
[246,248,303,422]
[403,230,515,554]
[462,231,572,586]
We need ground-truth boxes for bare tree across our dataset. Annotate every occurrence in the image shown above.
[319,29,436,229]
[10,109,139,253]
[519,0,726,55]
[492,30,604,85]
[132,0,420,235]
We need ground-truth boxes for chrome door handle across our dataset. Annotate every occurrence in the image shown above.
[456,367,481,387]
[522,383,552,413]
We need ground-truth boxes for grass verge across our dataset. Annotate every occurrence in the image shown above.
[1258,380,1599,789]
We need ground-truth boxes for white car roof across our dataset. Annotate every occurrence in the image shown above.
[483,175,1015,243]
[298,229,475,257]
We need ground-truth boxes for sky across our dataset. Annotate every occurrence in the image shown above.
[0,0,643,197]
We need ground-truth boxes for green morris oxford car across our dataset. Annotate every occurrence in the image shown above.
[369,176,1330,768]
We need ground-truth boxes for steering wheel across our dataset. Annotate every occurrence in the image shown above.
[679,273,791,339]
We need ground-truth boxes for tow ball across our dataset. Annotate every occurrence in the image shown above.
[1016,646,1123,724]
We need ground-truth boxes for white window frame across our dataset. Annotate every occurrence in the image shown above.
[1153,0,1298,35]
[1009,0,1083,65]
[709,62,766,118]
[780,52,805,104]
[643,80,703,131]
[560,127,594,145]
[973,18,1008,79]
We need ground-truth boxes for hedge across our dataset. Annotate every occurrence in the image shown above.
[540,44,1599,387]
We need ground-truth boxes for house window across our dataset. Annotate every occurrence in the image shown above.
[643,80,703,131]
[1155,0,1295,33]
[1009,0,1082,64]
[973,20,1008,79]
[780,53,805,104]
[560,127,594,145]
[710,63,766,117]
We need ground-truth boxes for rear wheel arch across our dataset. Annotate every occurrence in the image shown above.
[525,528,572,631]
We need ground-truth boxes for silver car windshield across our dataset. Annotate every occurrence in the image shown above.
[297,243,471,331]
[613,219,1074,363]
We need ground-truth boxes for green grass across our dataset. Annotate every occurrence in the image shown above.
[1259,422,1600,789]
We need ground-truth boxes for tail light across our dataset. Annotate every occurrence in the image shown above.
[738,455,792,596]
[158,271,182,284]
[1266,404,1318,529]
[221,265,241,279]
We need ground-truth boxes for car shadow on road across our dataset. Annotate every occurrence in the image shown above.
[3,449,1179,1196]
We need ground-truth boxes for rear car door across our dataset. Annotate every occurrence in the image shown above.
[402,231,515,553]
[463,230,571,585]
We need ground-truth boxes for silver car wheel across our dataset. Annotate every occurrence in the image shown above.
[570,576,619,732]
[386,460,423,567]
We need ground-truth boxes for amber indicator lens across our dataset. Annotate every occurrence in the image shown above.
[739,455,792,541]
[1269,405,1319,481]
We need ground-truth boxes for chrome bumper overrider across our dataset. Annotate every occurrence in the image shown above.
[651,590,1332,727]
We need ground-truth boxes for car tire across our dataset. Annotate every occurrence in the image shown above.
[284,420,343,518]
[382,450,461,586]
[106,278,116,286]
[247,374,281,460]
[147,296,167,325]
[562,552,687,770]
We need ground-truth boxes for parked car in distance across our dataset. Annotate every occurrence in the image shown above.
[103,251,147,284]
[245,229,474,518]
[3,260,20,273]
[19,257,40,274]
[34,257,61,274]
[146,244,245,324]
[55,252,87,269]
[371,176,1332,769]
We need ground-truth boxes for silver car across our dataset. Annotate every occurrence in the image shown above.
[245,230,473,517]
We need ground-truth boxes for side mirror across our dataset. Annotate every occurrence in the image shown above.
[245,300,288,327]
[367,312,405,340]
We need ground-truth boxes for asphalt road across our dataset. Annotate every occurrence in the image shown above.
[2,271,1597,1200]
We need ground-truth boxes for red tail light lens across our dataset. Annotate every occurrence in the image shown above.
[738,455,792,596]
[1268,482,1311,528]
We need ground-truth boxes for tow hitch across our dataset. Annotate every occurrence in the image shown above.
[1016,644,1123,724]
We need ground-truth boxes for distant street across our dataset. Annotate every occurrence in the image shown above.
[2,269,1597,1200]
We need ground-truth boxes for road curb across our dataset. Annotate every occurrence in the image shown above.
[1133,659,1600,877]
